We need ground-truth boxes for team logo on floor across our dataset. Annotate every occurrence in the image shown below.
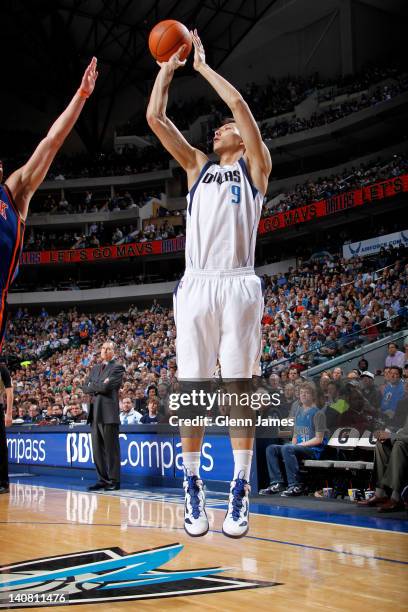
[0,543,277,607]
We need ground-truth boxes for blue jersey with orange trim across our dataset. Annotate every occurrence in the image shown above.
[0,183,25,349]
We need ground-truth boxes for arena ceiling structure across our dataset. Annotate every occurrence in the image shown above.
[3,0,279,150]
[3,0,406,151]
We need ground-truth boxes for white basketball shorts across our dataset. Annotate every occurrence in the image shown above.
[173,267,264,380]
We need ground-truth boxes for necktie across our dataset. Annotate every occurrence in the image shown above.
[123,415,128,425]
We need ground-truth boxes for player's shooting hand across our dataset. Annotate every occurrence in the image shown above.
[157,46,187,72]
[191,29,206,70]
[80,57,98,96]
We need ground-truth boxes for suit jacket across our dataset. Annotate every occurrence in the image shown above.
[82,360,125,425]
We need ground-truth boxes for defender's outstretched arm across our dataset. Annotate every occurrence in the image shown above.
[5,57,98,220]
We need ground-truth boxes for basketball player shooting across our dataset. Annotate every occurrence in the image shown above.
[0,58,98,351]
[147,30,272,538]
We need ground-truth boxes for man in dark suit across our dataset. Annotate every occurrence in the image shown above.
[82,341,125,491]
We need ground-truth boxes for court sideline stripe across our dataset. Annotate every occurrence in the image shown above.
[1,520,407,566]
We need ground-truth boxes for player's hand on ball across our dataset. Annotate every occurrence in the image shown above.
[80,56,98,97]
[157,45,187,72]
[191,29,206,70]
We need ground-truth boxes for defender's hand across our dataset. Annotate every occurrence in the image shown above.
[80,57,98,97]
[5,415,12,427]
[191,29,206,70]
[157,45,187,72]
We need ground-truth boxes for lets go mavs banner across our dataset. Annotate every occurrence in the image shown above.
[343,230,408,259]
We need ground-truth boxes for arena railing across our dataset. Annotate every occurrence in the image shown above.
[304,326,407,380]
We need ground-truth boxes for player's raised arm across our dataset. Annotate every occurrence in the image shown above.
[5,57,98,221]
[190,30,271,195]
[146,46,208,189]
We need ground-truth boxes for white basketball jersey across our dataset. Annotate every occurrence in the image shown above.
[184,158,263,270]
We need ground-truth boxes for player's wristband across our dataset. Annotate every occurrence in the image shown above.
[77,88,90,99]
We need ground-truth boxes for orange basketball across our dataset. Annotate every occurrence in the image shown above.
[148,20,192,63]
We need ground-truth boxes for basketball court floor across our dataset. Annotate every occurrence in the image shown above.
[1,475,407,611]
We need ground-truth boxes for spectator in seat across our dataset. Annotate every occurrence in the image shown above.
[146,384,158,401]
[140,397,160,424]
[134,388,147,415]
[41,401,54,421]
[66,403,87,423]
[381,367,405,423]
[259,382,327,497]
[271,348,288,373]
[323,381,349,433]
[357,358,369,373]
[268,373,283,393]
[16,406,30,423]
[360,371,382,412]
[357,416,408,512]
[279,383,297,417]
[27,404,42,424]
[343,381,376,430]
[120,396,142,425]
[379,367,391,394]
[316,331,340,362]
[385,342,405,370]
[157,382,170,415]
[51,404,65,423]
[288,367,300,383]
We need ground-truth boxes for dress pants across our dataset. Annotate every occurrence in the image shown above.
[91,422,121,485]
[374,439,408,494]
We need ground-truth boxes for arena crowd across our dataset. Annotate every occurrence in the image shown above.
[4,250,407,431]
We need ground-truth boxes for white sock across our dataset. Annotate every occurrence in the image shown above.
[233,449,253,482]
[183,451,201,478]
[375,487,387,498]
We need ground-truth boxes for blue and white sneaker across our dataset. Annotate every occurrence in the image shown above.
[222,476,250,538]
[183,474,209,537]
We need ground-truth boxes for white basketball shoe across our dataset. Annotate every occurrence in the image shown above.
[183,474,209,537]
[222,475,250,538]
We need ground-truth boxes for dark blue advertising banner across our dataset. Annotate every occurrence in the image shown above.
[7,430,234,482]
